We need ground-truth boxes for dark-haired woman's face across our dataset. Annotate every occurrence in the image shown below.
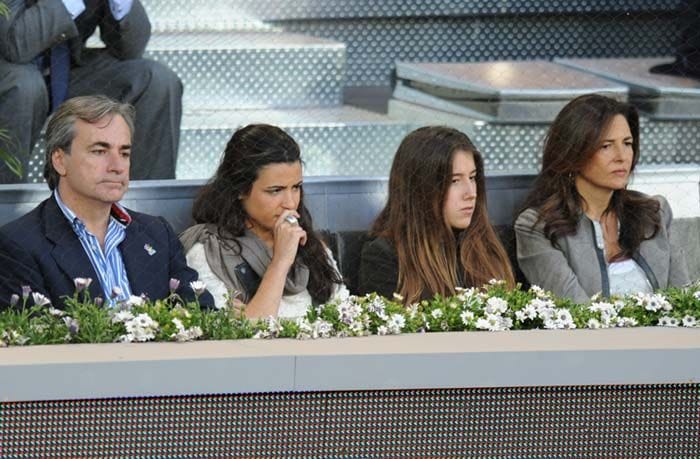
[576,114,634,196]
[241,161,303,238]
[443,150,477,230]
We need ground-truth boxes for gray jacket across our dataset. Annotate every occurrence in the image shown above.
[515,195,690,303]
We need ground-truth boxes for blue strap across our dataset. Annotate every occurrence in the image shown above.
[49,42,71,111]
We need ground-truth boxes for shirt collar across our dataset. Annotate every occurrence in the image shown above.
[53,190,132,229]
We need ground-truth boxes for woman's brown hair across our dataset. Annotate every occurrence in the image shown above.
[372,126,514,304]
[520,94,661,259]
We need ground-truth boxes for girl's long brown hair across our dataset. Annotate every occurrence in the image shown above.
[372,126,514,304]
[519,94,660,260]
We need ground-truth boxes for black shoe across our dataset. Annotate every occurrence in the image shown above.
[649,61,700,81]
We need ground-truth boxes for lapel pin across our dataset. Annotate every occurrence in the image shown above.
[144,243,156,256]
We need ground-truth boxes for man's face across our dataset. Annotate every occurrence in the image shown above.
[52,115,131,209]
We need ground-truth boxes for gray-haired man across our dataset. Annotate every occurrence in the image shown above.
[0,95,211,309]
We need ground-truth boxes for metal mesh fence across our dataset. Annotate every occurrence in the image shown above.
[2,383,699,458]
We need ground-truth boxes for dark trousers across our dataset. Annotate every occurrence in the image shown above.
[0,51,182,183]
[676,0,700,72]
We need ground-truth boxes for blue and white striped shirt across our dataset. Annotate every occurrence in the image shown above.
[54,192,133,304]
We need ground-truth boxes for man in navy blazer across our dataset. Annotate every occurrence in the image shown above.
[0,95,213,309]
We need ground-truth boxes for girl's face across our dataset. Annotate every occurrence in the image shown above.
[241,161,303,237]
[443,150,477,230]
[576,114,634,196]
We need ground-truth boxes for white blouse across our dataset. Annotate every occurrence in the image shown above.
[608,259,653,296]
[592,220,653,296]
[186,242,348,318]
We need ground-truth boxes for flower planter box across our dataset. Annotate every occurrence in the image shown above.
[2,328,699,458]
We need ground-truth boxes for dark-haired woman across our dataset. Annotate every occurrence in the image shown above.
[358,126,514,304]
[180,124,346,317]
[515,94,689,303]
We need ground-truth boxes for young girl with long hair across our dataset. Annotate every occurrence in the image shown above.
[359,126,514,304]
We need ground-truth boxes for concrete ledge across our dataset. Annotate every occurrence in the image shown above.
[2,328,699,402]
[630,164,700,218]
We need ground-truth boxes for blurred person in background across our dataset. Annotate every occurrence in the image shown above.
[0,0,182,183]
[650,0,700,80]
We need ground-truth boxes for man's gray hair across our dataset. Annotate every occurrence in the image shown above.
[43,95,135,190]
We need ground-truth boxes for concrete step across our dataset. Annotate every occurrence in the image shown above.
[140,0,677,22]
[388,99,700,172]
[393,60,627,123]
[175,106,413,179]
[101,1,678,90]
[24,106,411,182]
[101,2,679,90]
[555,57,700,120]
[280,11,677,88]
[143,3,275,32]
[389,98,546,172]
[143,31,346,110]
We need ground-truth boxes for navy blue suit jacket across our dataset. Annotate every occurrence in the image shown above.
[0,197,213,309]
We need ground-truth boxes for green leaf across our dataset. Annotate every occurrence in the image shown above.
[0,129,23,178]
[1,278,699,346]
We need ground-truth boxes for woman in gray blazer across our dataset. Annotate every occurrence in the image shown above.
[515,94,689,304]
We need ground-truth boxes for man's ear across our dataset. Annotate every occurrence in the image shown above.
[52,148,67,176]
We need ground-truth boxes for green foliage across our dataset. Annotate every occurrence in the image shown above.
[1,281,699,347]
[0,130,23,179]
[0,4,26,178]
[200,307,257,340]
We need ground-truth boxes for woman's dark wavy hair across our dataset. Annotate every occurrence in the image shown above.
[372,126,514,304]
[191,124,342,304]
[520,94,660,260]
